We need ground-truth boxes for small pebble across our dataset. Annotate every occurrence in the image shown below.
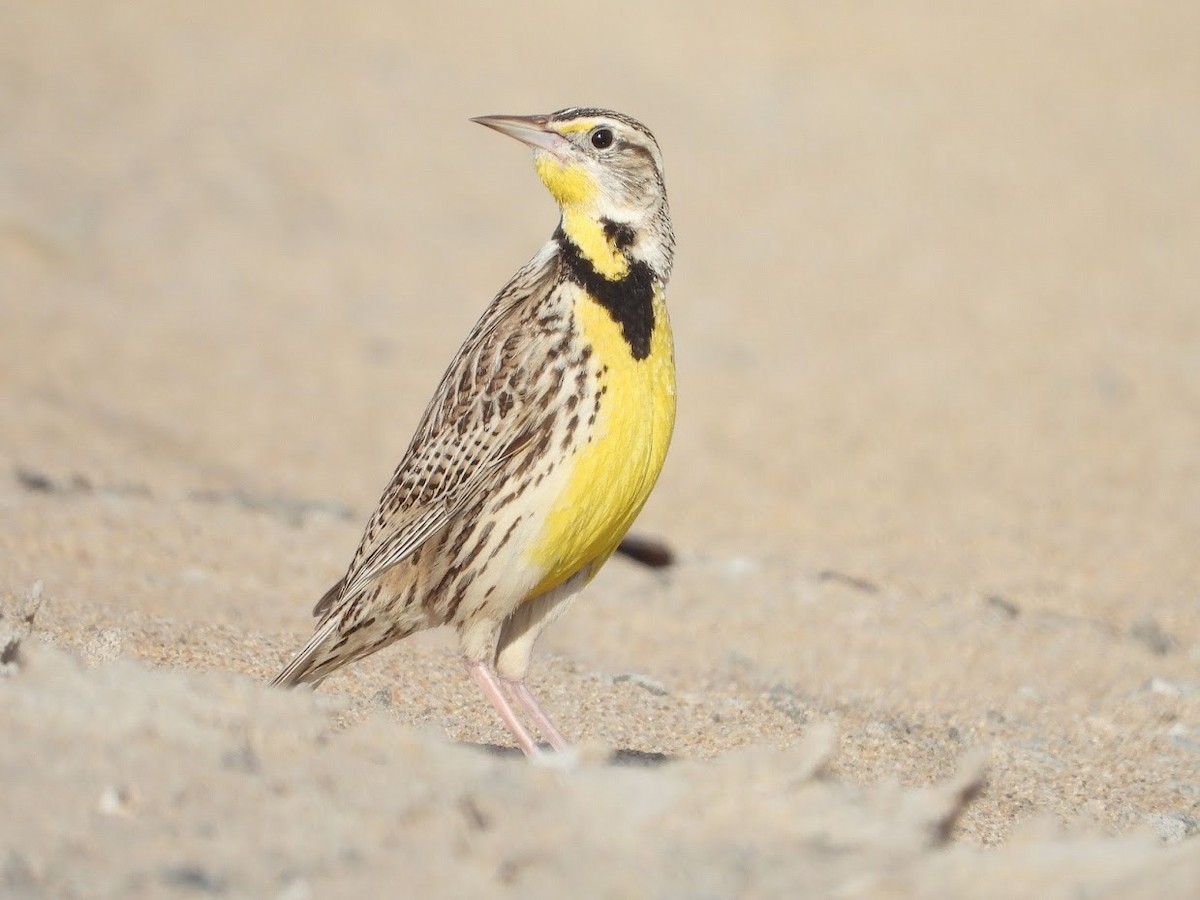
[986,595,1020,618]
[612,672,669,696]
[1130,617,1177,656]
[161,865,227,895]
[1144,812,1200,844]
[97,784,137,817]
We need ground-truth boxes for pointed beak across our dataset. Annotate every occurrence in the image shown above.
[471,114,567,155]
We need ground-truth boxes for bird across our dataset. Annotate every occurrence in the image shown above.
[271,107,676,758]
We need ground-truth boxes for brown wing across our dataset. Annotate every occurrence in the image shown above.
[315,243,563,620]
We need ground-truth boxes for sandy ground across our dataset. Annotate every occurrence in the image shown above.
[3,1,1199,896]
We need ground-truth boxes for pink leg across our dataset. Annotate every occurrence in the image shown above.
[464,659,542,758]
[504,679,571,753]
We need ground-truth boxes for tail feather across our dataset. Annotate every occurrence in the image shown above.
[270,614,342,688]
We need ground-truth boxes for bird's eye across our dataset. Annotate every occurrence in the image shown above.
[590,128,614,149]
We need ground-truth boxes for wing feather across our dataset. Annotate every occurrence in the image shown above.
[320,243,562,618]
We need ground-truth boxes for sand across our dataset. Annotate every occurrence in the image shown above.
[2,1,1198,896]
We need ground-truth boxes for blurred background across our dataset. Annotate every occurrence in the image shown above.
[2,0,1198,840]
[5,1,1197,612]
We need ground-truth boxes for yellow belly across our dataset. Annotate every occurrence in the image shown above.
[526,287,675,597]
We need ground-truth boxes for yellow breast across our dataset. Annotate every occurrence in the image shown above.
[526,286,675,597]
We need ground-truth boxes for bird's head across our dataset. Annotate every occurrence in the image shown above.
[473,108,673,280]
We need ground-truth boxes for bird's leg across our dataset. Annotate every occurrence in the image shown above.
[463,658,542,758]
[503,679,570,753]
[492,574,585,754]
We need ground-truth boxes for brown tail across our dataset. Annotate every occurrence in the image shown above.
[270,577,346,688]
[269,613,342,688]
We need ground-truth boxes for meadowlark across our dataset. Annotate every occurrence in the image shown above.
[271,108,675,758]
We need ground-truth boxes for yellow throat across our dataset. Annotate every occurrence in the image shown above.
[535,157,630,279]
